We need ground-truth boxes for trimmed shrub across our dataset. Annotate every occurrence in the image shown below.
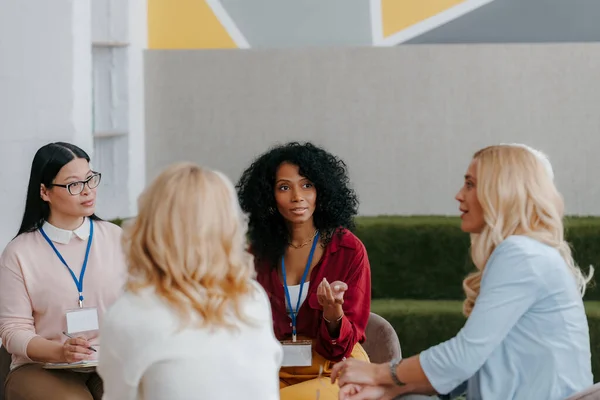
[355,216,600,300]
[110,215,600,381]
[372,299,600,381]
[111,216,600,299]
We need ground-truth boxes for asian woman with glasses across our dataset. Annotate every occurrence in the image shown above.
[0,142,127,400]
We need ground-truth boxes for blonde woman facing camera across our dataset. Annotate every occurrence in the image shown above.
[331,144,593,400]
[97,163,283,400]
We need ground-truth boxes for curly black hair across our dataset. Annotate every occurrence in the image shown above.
[236,142,359,268]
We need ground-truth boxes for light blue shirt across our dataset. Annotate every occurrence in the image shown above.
[420,235,592,400]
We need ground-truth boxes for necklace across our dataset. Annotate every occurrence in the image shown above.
[288,230,319,249]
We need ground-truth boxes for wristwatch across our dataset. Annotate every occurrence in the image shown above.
[389,358,406,387]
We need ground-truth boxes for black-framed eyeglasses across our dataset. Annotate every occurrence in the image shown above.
[50,173,102,196]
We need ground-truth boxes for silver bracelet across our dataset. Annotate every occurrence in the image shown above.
[323,313,344,323]
[389,358,406,387]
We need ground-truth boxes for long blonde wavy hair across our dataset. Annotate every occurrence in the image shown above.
[462,145,593,317]
[122,162,256,328]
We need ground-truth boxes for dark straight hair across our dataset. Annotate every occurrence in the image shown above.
[16,142,101,237]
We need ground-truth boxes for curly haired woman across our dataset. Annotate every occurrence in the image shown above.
[237,142,372,400]
[331,144,593,400]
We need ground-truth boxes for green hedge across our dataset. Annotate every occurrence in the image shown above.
[372,299,600,381]
[110,216,600,300]
[110,215,600,380]
[355,216,600,301]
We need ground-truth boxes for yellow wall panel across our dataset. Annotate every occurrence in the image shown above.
[148,0,237,49]
[381,0,465,38]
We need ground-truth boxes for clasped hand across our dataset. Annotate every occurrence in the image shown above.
[331,359,408,400]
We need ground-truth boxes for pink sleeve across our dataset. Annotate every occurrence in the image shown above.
[0,246,39,359]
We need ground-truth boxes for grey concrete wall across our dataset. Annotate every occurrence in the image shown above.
[145,44,600,216]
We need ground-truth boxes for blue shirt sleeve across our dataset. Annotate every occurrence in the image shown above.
[419,237,543,395]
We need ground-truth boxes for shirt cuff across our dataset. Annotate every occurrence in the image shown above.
[421,347,447,395]
[321,315,348,343]
[7,331,39,361]
[319,316,356,363]
[420,346,462,396]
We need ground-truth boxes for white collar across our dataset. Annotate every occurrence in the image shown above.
[41,218,90,245]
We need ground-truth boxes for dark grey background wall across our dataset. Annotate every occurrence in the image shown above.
[407,0,600,44]
[145,44,600,216]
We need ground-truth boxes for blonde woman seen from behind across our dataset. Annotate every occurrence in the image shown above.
[331,144,593,400]
[98,163,283,400]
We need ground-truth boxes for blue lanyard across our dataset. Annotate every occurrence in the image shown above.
[281,231,319,342]
[40,219,94,308]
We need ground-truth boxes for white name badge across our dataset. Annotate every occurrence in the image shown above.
[281,340,312,367]
[66,307,99,334]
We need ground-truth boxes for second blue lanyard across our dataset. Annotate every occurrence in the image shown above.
[281,231,320,342]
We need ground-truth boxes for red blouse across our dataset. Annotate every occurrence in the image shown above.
[255,229,371,362]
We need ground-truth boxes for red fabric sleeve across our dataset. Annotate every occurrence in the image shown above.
[314,244,371,361]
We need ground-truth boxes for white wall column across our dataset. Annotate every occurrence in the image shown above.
[127,0,147,218]
[0,0,92,249]
[91,0,146,220]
